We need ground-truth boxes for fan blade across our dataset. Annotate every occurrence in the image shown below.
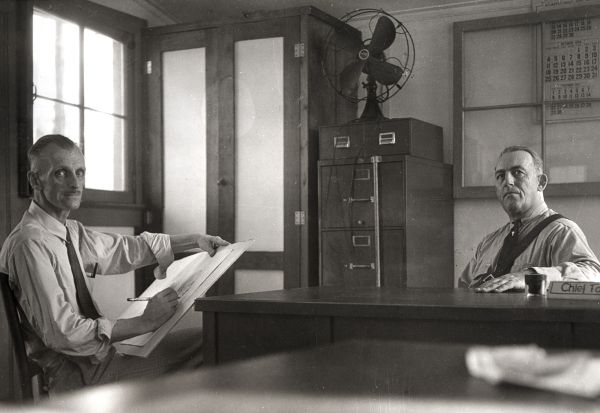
[367,59,404,85]
[368,16,396,55]
[339,60,366,93]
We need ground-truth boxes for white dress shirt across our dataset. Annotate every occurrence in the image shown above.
[0,201,174,375]
[460,203,600,287]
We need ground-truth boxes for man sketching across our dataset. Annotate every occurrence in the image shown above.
[0,134,228,393]
[460,145,600,292]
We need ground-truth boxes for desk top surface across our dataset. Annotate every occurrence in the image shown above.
[194,286,600,322]
[37,339,598,413]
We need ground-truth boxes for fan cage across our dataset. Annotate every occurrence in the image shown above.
[322,8,415,104]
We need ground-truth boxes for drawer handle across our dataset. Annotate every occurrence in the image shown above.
[342,196,374,204]
[334,136,350,148]
[345,263,375,270]
[379,131,396,145]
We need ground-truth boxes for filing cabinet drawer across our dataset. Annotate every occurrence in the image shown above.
[319,118,442,161]
[321,229,405,287]
[320,160,405,229]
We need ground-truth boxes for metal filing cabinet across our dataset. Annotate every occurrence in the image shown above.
[318,118,454,287]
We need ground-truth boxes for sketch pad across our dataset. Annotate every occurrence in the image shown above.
[114,239,254,357]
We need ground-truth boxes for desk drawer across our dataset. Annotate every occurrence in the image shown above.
[321,229,405,287]
[320,161,405,229]
[319,118,442,161]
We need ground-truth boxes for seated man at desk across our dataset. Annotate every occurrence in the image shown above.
[0,134,228,394]
[459,145,600,292]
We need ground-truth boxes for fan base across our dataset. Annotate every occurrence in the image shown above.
[357,98,387,121]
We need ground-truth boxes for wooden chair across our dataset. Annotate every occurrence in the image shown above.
[0,272,47,401]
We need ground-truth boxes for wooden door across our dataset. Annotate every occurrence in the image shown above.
[216,17,301,294]
[144,17,301,295]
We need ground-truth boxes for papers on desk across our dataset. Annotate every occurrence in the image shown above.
[114,239,254,358]
[466,344,600,398]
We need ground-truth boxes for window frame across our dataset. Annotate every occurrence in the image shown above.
[453,5,600,199]
[28,0,145,211]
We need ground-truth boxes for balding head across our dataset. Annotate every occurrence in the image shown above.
[27,134,85,223]
[28,134,81,174]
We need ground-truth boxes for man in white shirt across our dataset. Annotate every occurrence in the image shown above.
[0,134,228,393]
[459,146,600,292]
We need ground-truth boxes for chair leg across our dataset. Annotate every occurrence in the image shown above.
[31,374,49,402]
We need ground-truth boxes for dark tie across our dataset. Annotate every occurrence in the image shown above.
[493,220,522,276]
[65,229,100,319]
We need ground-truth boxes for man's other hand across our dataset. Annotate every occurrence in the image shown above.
[475,272,527,293]
[141,287,179,330]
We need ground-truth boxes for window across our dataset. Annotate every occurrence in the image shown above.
[30,0,143,205]
[454,5,600,198]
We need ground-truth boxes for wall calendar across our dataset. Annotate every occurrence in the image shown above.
[544,16,600,120]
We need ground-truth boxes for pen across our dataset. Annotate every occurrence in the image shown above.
[127,297,151,302]
[89,262,98,278]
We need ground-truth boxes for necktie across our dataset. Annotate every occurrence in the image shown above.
[65,229,100,319]
[493,220,522,276]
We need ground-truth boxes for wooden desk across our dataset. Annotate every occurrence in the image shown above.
[40,340,598,413]
[194,287,600,364]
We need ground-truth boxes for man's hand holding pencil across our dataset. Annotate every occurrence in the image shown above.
[137,288,179,331]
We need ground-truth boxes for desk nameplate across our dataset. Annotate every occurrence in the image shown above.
[548,281,600,300]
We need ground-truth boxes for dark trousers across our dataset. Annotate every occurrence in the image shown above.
[49,328,202,394]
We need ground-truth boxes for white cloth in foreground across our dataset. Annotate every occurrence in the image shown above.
[466,344,600,398]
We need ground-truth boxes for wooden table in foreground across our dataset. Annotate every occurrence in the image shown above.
[194,286,600,365]
[40,340,598,413]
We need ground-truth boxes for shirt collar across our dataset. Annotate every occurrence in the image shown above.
[507,202,548,226]
[27,201,68,242]
[521,202,549,223]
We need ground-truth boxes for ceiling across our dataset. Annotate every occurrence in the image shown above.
[140,0,483,25]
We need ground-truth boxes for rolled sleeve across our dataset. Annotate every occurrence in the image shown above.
[528,266,563,283]
[529,221,600,282]
[140,232,174,279]
[96,317,116,344]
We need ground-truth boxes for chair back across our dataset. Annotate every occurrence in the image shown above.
[0,272,36,400]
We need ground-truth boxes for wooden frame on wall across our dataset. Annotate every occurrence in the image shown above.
[454,5,600,198]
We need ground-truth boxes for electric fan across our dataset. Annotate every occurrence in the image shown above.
[323,9,415,120]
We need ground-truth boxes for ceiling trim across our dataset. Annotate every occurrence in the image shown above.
[370,0,531,22]
[132,0,180,24]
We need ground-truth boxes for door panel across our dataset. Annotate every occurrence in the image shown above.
[220,18,301,293]
[143,30,217,292]
[234,37,284,251]
[162,47,207,235]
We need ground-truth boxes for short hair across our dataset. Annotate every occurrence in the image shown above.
[498,145,544,175]
[28,134,80,171]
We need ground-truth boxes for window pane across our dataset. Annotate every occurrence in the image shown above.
[33,98,80,144]
[463,107,542,187]
[464,25,538,107]
[162,48,207,234]
[84,28,124,115]
[84,110,125,191]
[33,11,79,104]
[546,118,600,183]
[234,38,284,251]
